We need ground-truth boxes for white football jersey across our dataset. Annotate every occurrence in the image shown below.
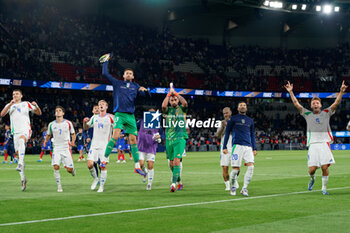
[301,107,334,146]
[88,114,114,149]
[217,120,233,151]
[6,101,36,134]
[47,119,75,150]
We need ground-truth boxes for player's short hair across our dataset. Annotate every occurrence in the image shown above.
[124,68,134,73]
[55,105,65,113]
[223,107,231,112]
[238,101,247,106]
[98,100,108,107]
[13,89,22,94]
[311,97,321,103]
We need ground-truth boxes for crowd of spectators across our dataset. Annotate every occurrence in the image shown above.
[1,3,350,92]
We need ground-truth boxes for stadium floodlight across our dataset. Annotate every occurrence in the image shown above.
[323,5,332,14]
[269,1,283,9]
[301,4,307,10]
[263,0,270,6]
[316,5,321,12]
[334,6,340,12]
[292,4,297,10]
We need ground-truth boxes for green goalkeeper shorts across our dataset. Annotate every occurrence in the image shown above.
[166,138,186,161]
[113,112,138,136]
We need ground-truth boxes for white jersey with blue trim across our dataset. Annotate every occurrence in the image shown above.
[47,120,75,150]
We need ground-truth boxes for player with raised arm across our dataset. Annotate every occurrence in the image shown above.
[162,84,188,192]
[216,107,239,191]
[284,81,348,195]
[137,108,162,190]
[83,100,114,192]
[100,53,148,176]
[44,106,76,192]
[223,101,257,197]
[37,126,52,162]
[0,89,42,191]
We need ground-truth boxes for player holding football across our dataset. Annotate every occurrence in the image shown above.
[1,89,42,191]
[44,106,76,192]
[216,107,239,191]
[285,80,348,195]
[100,53,148,176]
[223,101,257,197]
[137,108,162,190]
[83,100,114,192]
[162,84,188,192]
[37,126,52,162]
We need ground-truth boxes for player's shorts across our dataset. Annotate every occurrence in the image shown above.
[4,144,8,150]
[113,112,138,136]
[220,147,232,167]
[88,148,109,163]
[307,142,335,167]
[231,144,254,167]
[139,151,155,162]
[42,143,51,151]
[166,138,186,161]
[52,148,74,168]
[77,145,84,151]
[14,131,31,151]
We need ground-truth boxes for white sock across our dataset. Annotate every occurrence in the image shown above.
[322,176,328,190]
[243,166,254,189]
[148,169,154,185]
[18,138,26,165]
[89,168,98,179]
[19,166,25,181]
[180,162,183,177]
[135,162,140,169]
[54,170,61,186]
[100,170,107,187]
[224,180,230,188]
[230,169,239,188]
[310,173,315,180]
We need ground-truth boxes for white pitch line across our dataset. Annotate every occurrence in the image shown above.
[1,186,350,227]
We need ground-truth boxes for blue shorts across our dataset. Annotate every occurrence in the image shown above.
[77,145,84,151]
[4,144,8,150]
[42,144,51,150]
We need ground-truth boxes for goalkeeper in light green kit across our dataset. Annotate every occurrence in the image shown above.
[162,83,188,192]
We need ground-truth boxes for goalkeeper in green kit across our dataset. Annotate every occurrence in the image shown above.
[162,83,188,192]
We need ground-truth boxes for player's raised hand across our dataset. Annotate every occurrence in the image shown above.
[139,87,148,92]
[99,53,111,63]
[340,80,348,93]
[31,101,38,107]
[223,149,228,154]
[83,117,90,123]
[284,81,293,92]
[9,99,16,106]
[221,120,227,128]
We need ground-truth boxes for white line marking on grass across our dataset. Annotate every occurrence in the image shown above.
[1,186,350,227]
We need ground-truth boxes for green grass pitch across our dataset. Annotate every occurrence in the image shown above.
[1,150,350,232]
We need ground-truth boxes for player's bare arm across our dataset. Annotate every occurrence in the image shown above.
[31,101,42,116]
[70,133,76,146]
[330,81,348,112]
[83,117,90,130]
[216,120,227,138]
[162,96,170,113]
[177,94,188,109]
[0,100,15,117]
[284,81,303,114]
[43,134,51,148]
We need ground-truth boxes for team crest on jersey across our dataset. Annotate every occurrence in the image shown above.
[315,118,320,124]
[241,119,245,124]
[126,83,130,88]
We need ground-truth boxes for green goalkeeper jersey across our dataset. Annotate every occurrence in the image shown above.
[165,105,189,140]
